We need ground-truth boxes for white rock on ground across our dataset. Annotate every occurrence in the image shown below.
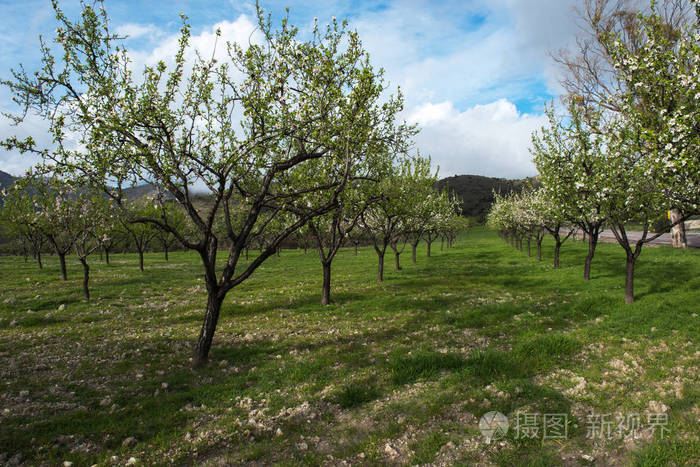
[121,437,136,448]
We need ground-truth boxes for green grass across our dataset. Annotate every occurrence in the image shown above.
[513,333,582,374]
[410,430,449,464]
[333,380,383,408]
[0,227,698,465]
[389,351,466,385]
[464,349,520,380]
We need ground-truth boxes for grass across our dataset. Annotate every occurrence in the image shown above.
[334,380,383,409]
[410,430,449,464]
[389,351,466,385]
[0,227,698,465]
[464,349,520,380]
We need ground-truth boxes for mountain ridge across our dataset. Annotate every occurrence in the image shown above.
[1,169,531,220]
[0,170,15,192]
[0,170,169,201]
[437,174,533,220]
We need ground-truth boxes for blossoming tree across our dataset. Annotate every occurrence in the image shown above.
[69,187,116,301]
[594,3,700,302]
[2,2,410,367]
[0,176,46,269]
[554,0,695,247]
[531,102,610,280]
[359,155,434,281]
[119,199,160,272]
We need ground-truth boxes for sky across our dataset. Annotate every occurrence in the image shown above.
[0,0,584,180]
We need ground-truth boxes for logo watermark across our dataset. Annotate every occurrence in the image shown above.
[478,411,669,442]
[478,411,509,442]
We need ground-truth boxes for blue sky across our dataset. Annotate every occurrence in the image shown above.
[0,0,583,179]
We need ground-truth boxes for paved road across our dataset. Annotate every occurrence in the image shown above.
[569,229,700,248]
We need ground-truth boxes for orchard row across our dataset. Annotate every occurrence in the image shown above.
[488,2,700,303]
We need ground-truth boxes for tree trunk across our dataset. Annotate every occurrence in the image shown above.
[245,247,249,260]
[354,243,358,256]
[164,244,169,261]
[411,243,417,264]
[377,252,385,282]
[37,251,43,269]
[192,291,224,368]
[276,246,281,257]
[583,232,598,280]
[58,253,67,280]
[537,238,542,262]
[426,241,432,258]
[554,238,561,269]
[138,249,145,272]
[625,253,637,304]
[394,251,401,271]
[440,237,444,251]
[321,261,331,306]
[104,246,110,265]
[527,237,531,257]
[80,258,90,301]
[669,208,687,248]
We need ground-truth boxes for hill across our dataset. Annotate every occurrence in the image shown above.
[0,170,16,192]
[122,183,175,201]
[0,170,168,202]
[0,169,526,221]
[437,174,532,221]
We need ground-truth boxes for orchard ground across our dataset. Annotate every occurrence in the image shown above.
[0,228,698,466]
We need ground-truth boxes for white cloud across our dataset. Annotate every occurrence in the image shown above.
[349,0,579,110]
[115,23,164,40]
[128,15,261,72]
[0,15,261,177]
[0,1,589,179]
[0,111,51,176]
[407,99,547,179]
[341,0,581,179]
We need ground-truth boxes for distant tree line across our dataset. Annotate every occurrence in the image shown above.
[436,174,532,222]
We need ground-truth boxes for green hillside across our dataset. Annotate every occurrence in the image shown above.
[437,174,533,221]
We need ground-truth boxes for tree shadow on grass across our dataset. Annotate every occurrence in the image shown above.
[6,310,476,463]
